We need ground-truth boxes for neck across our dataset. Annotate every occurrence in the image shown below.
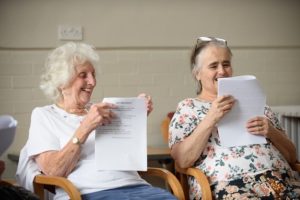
[56,102,87,115]
[198,91,217,102]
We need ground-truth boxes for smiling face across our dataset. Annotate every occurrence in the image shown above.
[195,44,233,100]
[60,61,96,109]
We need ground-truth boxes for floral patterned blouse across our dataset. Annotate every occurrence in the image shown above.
[169,98,294,190]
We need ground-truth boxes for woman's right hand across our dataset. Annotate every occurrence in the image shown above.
[172,95,235,168]
[80,102,117,135]
[206,95,235,124]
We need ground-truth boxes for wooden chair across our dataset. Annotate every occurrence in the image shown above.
[0,179,15,187]
[160,112,175,143]
[33,167,185,200]
[175,164,212,200]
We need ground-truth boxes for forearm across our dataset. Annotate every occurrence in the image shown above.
[35,127,90,177]
[171,117,215,168]
[268,128,297,165]
[35,142,81,177]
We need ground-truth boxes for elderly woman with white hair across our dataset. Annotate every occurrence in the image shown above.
[18,42,176,200]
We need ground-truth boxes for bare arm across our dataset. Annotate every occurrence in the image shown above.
[268,128,297,165]
[35,102,117,177]
[171,116,215,168]
[35,127,86,177]
[247,116,297,165]
[171,95,235,168]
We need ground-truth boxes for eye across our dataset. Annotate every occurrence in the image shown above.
[208,62,218,69]
[79,72,87,78]
[209,65,217,69]
[222,61,231,68]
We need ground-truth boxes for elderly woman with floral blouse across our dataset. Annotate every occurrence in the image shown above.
[169,36,300,199]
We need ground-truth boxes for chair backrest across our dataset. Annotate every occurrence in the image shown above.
[160,112,174,143]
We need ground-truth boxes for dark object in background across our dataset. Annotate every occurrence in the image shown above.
[0,182,39,200]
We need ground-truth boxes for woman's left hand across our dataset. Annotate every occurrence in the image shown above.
[138,93,153,115]
[246,116,274,137]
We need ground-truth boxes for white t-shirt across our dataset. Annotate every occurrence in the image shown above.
[27,104,148,200]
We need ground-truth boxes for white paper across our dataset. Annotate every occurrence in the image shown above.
[217,75,267,147]
[0,115,17,156]
[95,97,147,171]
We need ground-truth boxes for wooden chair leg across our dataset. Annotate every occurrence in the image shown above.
[179,173,189,200]
[33,181,45,200]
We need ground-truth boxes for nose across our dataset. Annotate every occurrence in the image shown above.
[87,73,96,86]
[217,65,226,74]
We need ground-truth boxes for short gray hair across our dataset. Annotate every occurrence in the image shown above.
[40,42,99,102]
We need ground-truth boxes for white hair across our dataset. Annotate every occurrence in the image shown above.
[40,42,99,102]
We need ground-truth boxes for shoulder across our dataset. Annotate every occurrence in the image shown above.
[173,98,202,119]
[31,105,57,119]
[177,98,209,109]
[177,98,196,107]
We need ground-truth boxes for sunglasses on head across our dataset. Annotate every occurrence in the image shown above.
[196,36,227,46]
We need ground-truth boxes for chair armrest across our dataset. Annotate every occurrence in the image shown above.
[160,117,171,143]
[33,174,81,200]
[139,167,185,200]
[34,168,184,200]
[175,165,212,200]
[0,179,14,186]
[292,161,300,172]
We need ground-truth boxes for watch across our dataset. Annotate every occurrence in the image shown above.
[72,136,81,146]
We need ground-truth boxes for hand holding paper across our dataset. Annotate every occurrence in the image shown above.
[217,75,267,147]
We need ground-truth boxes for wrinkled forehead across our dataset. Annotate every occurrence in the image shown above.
[196,44,232,66]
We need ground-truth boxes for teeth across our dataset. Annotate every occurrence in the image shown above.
[82,88,91,92]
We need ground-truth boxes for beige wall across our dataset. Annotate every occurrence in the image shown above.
[1,0,300,178]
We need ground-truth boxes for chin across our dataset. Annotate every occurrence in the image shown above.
[80,97,91,105]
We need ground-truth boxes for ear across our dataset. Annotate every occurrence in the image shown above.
[195,69,202,81]
[58,86,64,92]
[59,83,68,91]
[58,86,66,96]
